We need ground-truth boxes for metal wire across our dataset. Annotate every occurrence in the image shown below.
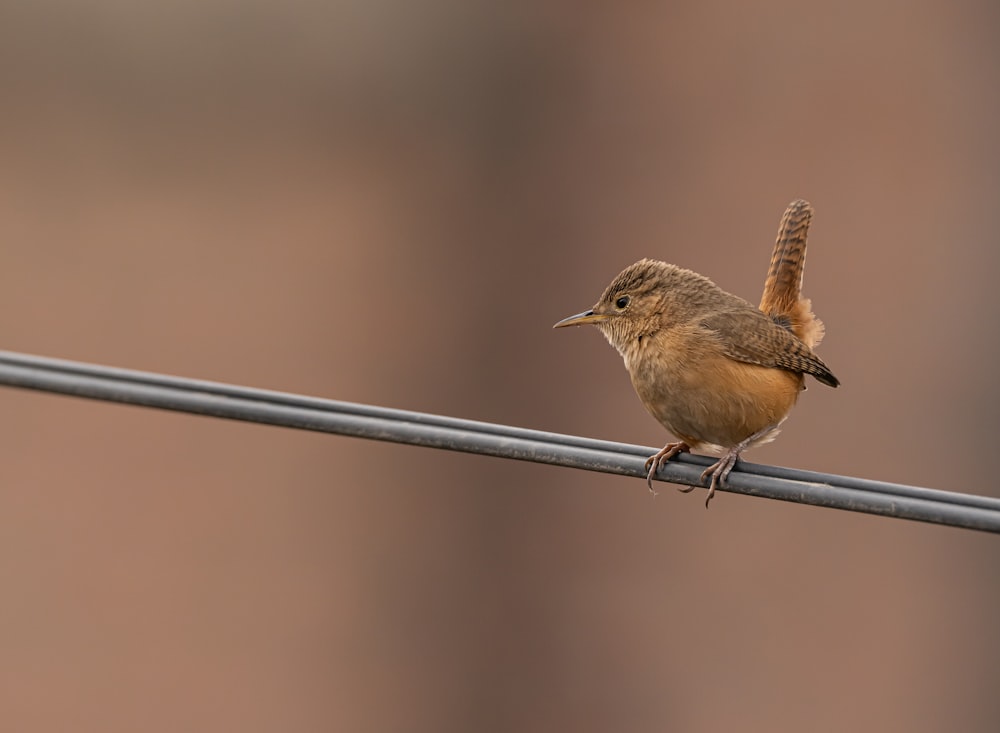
[0,349,998,533]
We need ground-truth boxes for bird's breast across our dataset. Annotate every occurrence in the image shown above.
[624,326,802,450]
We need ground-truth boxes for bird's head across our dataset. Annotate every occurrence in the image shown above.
[554,258,725,356]
[553,259,691,355]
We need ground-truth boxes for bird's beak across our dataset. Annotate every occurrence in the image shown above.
[552,309,608,328]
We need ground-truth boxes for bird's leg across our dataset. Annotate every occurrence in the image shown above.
[700,424,780,507]
[644,441,691,494]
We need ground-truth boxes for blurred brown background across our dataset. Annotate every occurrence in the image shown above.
[1,1,998,731]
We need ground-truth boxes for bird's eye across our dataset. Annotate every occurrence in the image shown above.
[615,295,630,310]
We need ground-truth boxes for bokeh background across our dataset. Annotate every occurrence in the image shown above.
[1,1,998,730]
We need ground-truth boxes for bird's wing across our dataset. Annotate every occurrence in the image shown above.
[700,308,839,387]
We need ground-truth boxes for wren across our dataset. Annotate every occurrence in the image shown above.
[554,200,838,506]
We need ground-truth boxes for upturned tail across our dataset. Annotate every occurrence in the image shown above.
[759,199,825,349]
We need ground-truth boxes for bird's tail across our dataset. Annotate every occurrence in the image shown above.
[759,199,825,349]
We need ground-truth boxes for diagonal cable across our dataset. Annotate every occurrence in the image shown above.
[0,349,997,533]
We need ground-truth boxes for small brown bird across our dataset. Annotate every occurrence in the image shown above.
[554,200,838,506]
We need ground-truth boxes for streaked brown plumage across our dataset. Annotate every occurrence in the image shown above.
[554,199,838,506]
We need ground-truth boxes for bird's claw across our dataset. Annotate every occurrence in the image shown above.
[644,441,691,495]
[699,449,741,508]
[645,441,743,507]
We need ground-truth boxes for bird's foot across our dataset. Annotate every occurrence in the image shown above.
[644,441,691,495]
[700,448,742,508]
[696,422,780,507]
